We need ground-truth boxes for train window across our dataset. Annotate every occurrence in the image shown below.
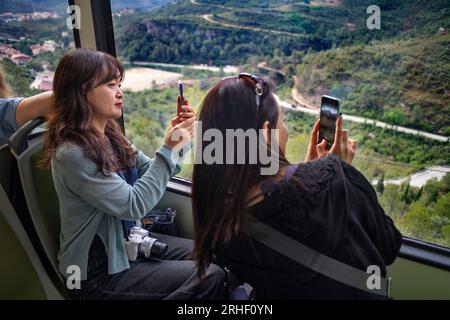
[109,0,449,248]
[4,1,446,249]
[0,1,75,98]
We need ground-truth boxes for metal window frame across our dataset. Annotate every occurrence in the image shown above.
[69,0,123,130]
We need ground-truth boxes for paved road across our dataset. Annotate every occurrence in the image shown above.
[192,0,448,143]
[372,166,450,187]
[125,61,238,74]
[290,78,449,142]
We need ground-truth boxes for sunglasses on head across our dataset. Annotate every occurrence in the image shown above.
[238,73,267,112]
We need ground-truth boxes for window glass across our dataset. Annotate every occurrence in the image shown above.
[111,0,450,247]
[0,1,76,97]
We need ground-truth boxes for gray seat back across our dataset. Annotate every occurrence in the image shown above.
[12,134,61,282]
[0,185,64,299]
[9,119,62,283]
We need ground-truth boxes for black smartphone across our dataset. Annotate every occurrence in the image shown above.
[318,95,340,150]
[178,80,185,115]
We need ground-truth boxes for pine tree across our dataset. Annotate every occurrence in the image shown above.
[376,173,385,194]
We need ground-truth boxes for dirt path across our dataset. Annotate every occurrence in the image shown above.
[291,75,319,109]
[201,14,301,37]
[121,67,182,92]
[257,62,286,76]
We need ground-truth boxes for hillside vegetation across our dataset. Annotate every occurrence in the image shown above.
[296,33,450,135]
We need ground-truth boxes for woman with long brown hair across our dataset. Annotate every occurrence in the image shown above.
[192,74,402,299]
[41,48,225,299]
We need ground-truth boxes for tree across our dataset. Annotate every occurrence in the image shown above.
[403,203,432,239]
[378,184,404,222]
[376,173,385,194]
[416,186,423,201]
[433,192,450,221]
[400,179,411,203]
[423,178,440,205]
[439,173,450,193]
[442,224,450,247]
[412,105,424,125]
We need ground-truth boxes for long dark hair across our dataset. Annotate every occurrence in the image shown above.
[192,76,289,278]
[41,48,135,173]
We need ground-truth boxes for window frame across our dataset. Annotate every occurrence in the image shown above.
[81,0,450,270]
[70,0,124,130]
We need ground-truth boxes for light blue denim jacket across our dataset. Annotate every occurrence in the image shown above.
[0,98,23,145]
[52,142,182,280]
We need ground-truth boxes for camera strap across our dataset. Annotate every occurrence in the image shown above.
[247,215,391,298]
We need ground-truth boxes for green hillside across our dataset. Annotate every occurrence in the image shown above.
[113,0,450,134]
[296,33,450,135]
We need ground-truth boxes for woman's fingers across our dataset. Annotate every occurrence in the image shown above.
[179,111,195,120]
[348,139,356,163]
[178,98,190,111]
[176,116,195,127]
[305,119,322,162]
[310,118,320,145]
[316,139,328,157]
[349,139,357,153]
[181,105,194,113]
[330,115,343,155]
[342,129,349,147]
[170,115,180,126]
[334,115,343,147]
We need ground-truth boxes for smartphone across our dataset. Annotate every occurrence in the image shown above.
[318,95,340,150]
[178,80,185,115]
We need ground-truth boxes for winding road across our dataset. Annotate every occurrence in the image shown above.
[191,0,302,37]
[201,14,301,37]
[372,166,450,187]
[289,76,449,142]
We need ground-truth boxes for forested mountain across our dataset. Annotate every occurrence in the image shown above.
[113,0,450,134]
[0,0,65,13]
[0,0,173,13]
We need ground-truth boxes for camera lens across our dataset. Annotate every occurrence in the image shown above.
[139,236,168,259]
[151,241,168,259]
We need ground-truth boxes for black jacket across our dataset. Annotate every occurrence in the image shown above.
[217,154,402,299]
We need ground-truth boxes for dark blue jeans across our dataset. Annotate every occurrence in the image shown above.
[69,234,226,300]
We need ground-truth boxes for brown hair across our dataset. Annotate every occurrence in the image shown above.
[0,63,12,98]
[41,48,135,173]
[192,77,289,278]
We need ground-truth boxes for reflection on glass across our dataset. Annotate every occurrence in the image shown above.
[0,1,75,97]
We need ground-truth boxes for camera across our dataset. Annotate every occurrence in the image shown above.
[125,227,168,261]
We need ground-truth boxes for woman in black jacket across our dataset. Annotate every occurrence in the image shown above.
[191,74,402,299]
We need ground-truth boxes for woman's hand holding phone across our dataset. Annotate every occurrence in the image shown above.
[172,96,194,126]
[164,93,196,152]
[305,115,357,165]
[329,115,357,164]
[305,118,328,162]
